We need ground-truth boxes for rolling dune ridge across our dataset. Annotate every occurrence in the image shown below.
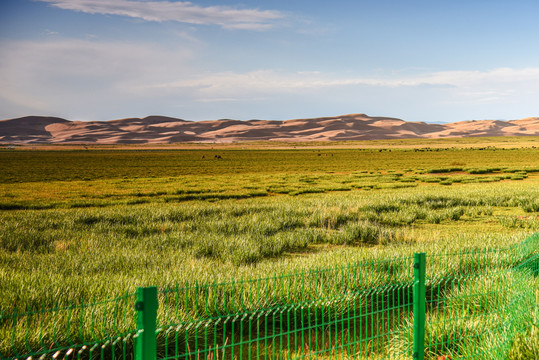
[1,114,538,144]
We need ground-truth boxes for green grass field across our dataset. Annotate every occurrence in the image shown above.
[1,141,538,304]
[1,138,539,358]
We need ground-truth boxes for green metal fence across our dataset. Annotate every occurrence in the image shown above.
[2,232,539,360]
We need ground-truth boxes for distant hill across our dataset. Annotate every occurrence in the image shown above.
[1,114,538,144]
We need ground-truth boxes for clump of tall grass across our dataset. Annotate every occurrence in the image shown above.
[390,312,492,359]
[0,226,55,253]
[498,216,539,230]
[465,206,493,217]
[0,215,65,253]
[328,221,399,246]
[466,167,503,174]
[191,231,311,265]
[522,198,539,213]
[508,323,539,360]
[427,167,464,173]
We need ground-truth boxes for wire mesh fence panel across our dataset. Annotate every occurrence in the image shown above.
[155,256,415,360]
[0,292,138,360]
[417,233,539,360]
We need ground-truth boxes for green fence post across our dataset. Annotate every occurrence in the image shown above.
[135,287,158,360]
[413,253,426,360]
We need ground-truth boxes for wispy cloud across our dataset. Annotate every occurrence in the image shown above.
[137,67,539,121]
[38,0,285,30]
[145,67,539,101]
[0,39,195,118]
[1,37,538,121]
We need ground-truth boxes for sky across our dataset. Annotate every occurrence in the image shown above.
[1,0,539,123]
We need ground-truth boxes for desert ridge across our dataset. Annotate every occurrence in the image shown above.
[0,114,538,144]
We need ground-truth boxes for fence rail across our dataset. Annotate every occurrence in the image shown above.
[2,232,539,360]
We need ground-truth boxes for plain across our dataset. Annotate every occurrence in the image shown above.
[1,137,538,358]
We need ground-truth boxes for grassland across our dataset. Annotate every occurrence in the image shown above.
[1,138,538,358]
[1,141,538,305]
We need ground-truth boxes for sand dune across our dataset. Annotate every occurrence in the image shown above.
[1,114,538,144]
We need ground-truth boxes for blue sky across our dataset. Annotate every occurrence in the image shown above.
[1,0,538,123]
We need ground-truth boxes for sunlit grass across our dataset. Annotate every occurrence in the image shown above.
[1,142,538,357]
[1,181,538,311]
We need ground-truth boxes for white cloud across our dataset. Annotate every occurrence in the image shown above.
[0,39,195,118]
[136,67,539,121]
[144,67,539,102]
[38,0,285,30]
[1,37,538,121]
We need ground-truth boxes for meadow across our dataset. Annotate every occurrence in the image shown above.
[1,138,539,358]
